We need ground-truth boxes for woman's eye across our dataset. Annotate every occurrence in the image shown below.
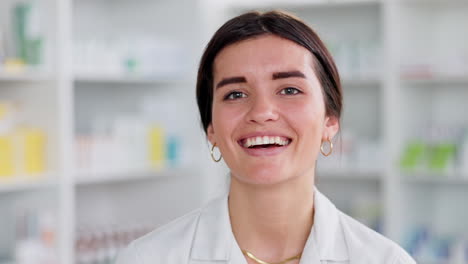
[280,87,301,95]
[225,91,247,100]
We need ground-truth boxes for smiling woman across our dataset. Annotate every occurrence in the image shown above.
[115,10,416,264]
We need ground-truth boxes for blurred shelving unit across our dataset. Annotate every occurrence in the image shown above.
[1,0,62,262]
[397,0,468,263]
[70,1,208,264]
[1,0,210,263]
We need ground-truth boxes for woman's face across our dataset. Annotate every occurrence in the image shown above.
[207,35,339,186]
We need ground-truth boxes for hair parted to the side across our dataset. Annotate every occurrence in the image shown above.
[196,10,342,135]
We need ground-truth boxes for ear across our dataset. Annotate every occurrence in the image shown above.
[322,115,340,141]
[207,123,216,145]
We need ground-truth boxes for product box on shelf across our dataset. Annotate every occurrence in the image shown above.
[0,102,47,181]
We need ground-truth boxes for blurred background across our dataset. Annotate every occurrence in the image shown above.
[0,0,467,263]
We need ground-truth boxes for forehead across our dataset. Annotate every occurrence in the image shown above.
[213,35,315,78]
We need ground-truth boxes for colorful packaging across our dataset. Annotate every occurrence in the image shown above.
[0,103,15,178]
[0,134,15,177]
[18,127,46,175]
[148,125,165,170]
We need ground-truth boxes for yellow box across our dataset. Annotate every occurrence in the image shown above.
[148,125,165,170]
[22,128,46,175]
[0,135,15,177]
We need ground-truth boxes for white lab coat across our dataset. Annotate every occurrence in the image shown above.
[115,189,416,264]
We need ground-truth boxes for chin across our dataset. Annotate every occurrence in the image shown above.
[233,167,291,186]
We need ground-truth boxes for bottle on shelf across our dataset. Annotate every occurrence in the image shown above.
[326,37,381,81]
[0,102,16,178]
[75,97,187,178]
[12,1,45,68]
[400,124,461,178]
[15,209,58,264]
[459,128,468,178]
[75,222,153,264]
[403,226,468,264]
[73,36,188,78]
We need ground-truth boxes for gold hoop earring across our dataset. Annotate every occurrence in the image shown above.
[320,137,333,157]
[210,143,222,162]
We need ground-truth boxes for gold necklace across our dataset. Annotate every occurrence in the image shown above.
[242,250,302,264]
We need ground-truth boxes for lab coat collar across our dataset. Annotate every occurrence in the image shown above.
[189,188,349,263]
[303,188,349,262]
[189,194,233,261]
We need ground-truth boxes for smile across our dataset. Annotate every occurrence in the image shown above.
[241,136,291,148]
[237,135,292,156]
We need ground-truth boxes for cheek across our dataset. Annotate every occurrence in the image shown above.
[282,98,325,128]
[211,105,244,142]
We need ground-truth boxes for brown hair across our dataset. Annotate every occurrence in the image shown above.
[196,10,342,134]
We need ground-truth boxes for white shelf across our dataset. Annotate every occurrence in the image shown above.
[0,176,57,193]
[232,0,380,10]
[317,167,383,181]
[73,73,192,85]
[75,167,188,186]
[0,70,53,82]
[402,174,468,185]
[402,0,468,6]
[342,78,382,87]
[401,75,468,85]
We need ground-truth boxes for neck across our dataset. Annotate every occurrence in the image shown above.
[228,172,315,262]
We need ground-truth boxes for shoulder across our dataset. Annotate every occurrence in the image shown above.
[338,212,416,264]
[114,205,203,264]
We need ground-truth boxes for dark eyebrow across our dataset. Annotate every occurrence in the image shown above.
[215,71,305,89]
[272,71,306,80]
[216,76,247,89]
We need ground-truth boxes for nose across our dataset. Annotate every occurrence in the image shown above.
[244,94,279,124]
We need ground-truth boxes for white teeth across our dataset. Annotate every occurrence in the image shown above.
[242,136,290,148]
[256,137,262,145]
[275,136,281,145]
